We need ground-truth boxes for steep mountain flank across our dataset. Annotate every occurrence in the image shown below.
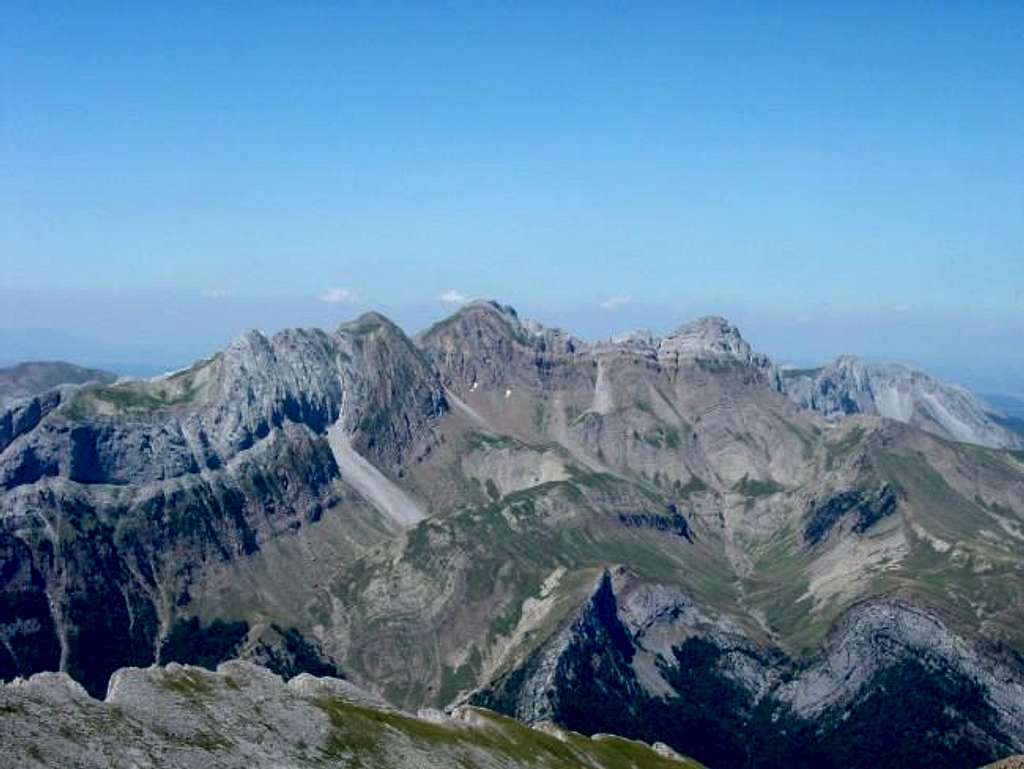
[474,569,1023,769]
[782,355,1022,449]
[419,301,802,491]
[0,317,446,696]
[2,301,1024,768]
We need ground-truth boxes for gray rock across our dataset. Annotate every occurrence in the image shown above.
[783,355,1022,449]
[0,660,700,768]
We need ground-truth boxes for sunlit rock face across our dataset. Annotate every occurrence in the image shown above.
[3,301,1024,769]
[782,355,1023,449]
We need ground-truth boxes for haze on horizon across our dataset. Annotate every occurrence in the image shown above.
[2,2,1022,393]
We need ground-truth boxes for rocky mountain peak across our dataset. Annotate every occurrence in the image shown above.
[428,300,524,337]
[659,316,753,359]
[820,355,874,394]
[339,311,401,335]
[653,317,779,388]
[608,329,656,348]
[220,329,275,374]
[464,299,520,320]
[782,354,1023,449]
[4,300,1024,769]
[831,353,866,372]
[420,299,581,356]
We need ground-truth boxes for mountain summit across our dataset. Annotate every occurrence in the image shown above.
[782,355,1022,449]
[2,303,1023,769]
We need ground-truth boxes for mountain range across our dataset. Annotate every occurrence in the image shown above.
[781,356,1023,449]
[2,301,1024,769]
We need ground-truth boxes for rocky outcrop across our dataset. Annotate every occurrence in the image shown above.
[419,301,805,490]
[777,599,1024,732]
[334,312,448,471]
[0,660,700,768]
[0,317,446,491]
[803,483,899,545]
[472,570,643,725]
[782,356,1022,449]
[0,317,448,697]
[657,316,780,385]
[476,569,1024,769]
[0,421,343,696]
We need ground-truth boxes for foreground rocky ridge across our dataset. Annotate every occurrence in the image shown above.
[0,659,700,768]
[2,300,1024,768]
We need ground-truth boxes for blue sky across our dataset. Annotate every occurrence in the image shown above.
[2,2,1023,391]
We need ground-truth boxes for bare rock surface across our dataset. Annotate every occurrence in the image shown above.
[3,300,1024,769]
[0,660,702,768]
[782,355,1022,449]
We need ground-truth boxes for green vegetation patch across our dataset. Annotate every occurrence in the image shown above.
[183,731,234,752]
[824,424,865,470]
[732,475,785,497]
[312,696,701,768]
[674,476,709,495]
[638,424,682,450]
[158,668,215,698]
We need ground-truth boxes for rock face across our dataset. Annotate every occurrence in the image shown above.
[986,759,1024,769]
[475,569,1023,769]
[0,315,446,697]
[0,361,117,410]
[0,660,701,768]
[3,300,1024,769]
[782,355,1022,449]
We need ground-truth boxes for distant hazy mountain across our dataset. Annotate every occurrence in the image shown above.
[781,355,1023,449]
[981,393,1024,439]
[0,361,117,409]
[2,301,1023,769]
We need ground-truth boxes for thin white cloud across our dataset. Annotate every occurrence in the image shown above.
[321,287,357,304]
[440,289,469,305]
[203,288,229,299]
[892,303,912,313]
[600,295,632,310]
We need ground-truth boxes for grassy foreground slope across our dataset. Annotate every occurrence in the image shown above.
[0,660,702,769]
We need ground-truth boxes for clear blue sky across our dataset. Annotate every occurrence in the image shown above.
[2,2,1023,391]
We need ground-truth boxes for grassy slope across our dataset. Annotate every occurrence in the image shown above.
[315,697,703,769]
[320,462,746,708]
[0,663,704,769]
